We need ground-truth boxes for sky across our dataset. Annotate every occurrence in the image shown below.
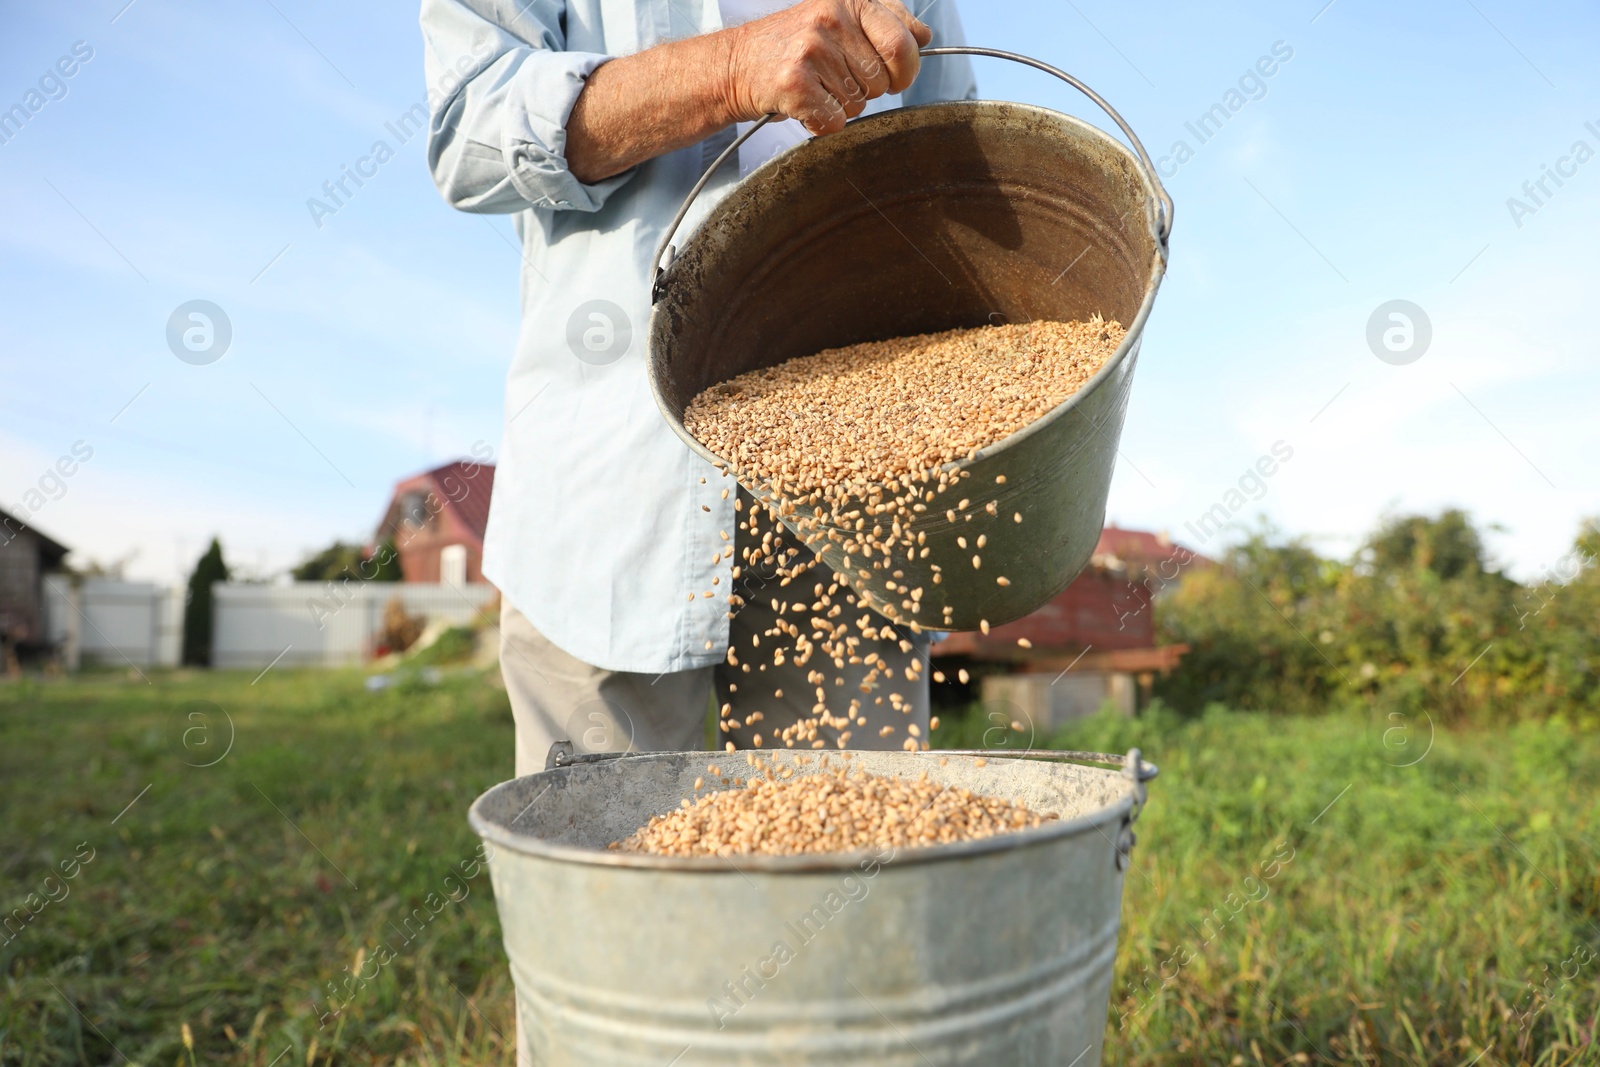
[1,0,1596,586]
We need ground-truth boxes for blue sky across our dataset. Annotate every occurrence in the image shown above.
[2,0,1596,584]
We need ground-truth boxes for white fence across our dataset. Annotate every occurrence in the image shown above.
[41,578,495,670]
[43,577,184,669]
[212,582,496,669]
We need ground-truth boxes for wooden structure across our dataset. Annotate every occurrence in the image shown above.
[932,526,1201,728]
[0,509,69,663]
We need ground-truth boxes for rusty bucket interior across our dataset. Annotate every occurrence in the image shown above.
[650,97,1168,417]
[649,49,1171,630]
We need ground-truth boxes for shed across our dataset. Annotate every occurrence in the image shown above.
[933,525,1202,730]
[0,509,70,660]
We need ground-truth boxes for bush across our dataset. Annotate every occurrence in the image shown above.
[377,597,424,655]
[1156,511,1599,724]
[291,539,402,582]
[408,626,477,666]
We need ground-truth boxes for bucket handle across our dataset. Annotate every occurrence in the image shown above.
[923,47,1174,246]
[651,45,1175,303]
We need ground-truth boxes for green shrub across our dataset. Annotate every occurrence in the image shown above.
[408,625,477,666]
[291,539,402,582]
[1156,512,1599,725]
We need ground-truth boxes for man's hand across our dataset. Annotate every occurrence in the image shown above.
[566,0,932,184]
[724,0,932,136]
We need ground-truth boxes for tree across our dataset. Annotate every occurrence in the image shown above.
[1154,529,1344,715]
[1155,511,1600,725]
[291,539,402,583]
[368,539,403,582]
[182,538,230,667]
[291,541,364,582]
[1521,518,1600,718]
[1364,509,1492,580]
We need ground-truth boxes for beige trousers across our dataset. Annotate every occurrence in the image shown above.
[499,583,931,776]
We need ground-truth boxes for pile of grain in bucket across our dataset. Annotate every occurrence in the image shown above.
[682,318,1123,755]
[611,753,1055,857]
[685,319,1123,494]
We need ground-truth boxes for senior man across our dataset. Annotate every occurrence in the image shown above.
[422,0,974,781]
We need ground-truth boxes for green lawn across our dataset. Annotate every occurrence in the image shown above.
[1,669,1595,1065]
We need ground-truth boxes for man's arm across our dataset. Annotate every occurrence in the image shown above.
[565,0,931,183]
[422,0,935,214]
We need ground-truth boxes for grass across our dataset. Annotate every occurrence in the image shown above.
[1,669,1595,1065]
[1026,704,1599,1065]
[0,668,513,1067]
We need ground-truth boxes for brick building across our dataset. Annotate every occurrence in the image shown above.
[373,461,496,586]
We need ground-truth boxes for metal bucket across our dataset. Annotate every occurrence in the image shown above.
[649,49,1172,632]
[469,744,1157,1065]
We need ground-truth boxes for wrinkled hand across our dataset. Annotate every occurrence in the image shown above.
[725,0,933,136]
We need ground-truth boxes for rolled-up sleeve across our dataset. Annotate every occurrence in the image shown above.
[421,0,636,214]
[904,0,977,105]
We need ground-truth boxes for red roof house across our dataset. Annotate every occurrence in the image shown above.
[1091,525,1198,578]
[374,461,496,585]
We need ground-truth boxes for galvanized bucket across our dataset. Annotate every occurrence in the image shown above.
[648,48,1172,632]
[469,744,1157,1065]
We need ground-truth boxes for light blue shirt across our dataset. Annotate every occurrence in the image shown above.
[422,0,975,673]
